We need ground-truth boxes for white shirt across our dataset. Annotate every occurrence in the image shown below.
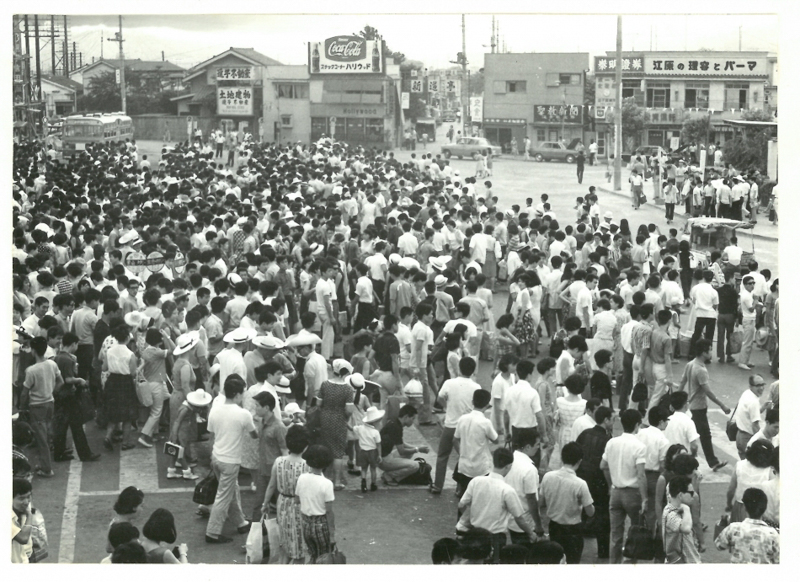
[455,410,498,478]
[207,402,256,465]
[396,323,413,369]
[295,473,335,516]
[469,233,489,263]
[303,352,328,399]
[214,348,247,391]
[491,373,516,418]
[690,282,719,319]
[571,414,596,441]
[747,429,779,450]
[749,272,768,299]
[504,450,540,533]
[504,379,543,428]
[576,286,594,328]
[353,424,381,451]
[602,432,646,488]
[355,276,373,303]
[636,425,670,472]
[410,321,434,368]
[723,245,743,267]
[439,377,480,429]
[664,410,700,451]
[739,288,756,322]
[364,253,388,281]
[734,389,762,434]
[397,232,419,256]
[458,472,525,535]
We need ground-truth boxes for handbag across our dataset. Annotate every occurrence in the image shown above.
[622,513,656,561]
[77,390,96,424]
[729,326,743,355]
[315,543,346,564]
[725,405,739,442]
[28,508,48,563]
[397,457,433,486]
[631,380,649,403]
[245,521,264,564]
[192,473,219,505]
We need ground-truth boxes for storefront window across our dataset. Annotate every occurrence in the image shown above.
[311,117,327,140]
[685,82,710,109]
[365,118,383,141]
[724,83,749,110]
[646,82,670,108]
[346,118,365,140]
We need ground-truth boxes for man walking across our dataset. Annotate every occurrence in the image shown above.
[630,169,644,210]
[453,389,499,496]
[205,375,258,543]
[505,432,546,546]
[733,375,766,459]
[688,270,718,358]
[637,407,671,537]
[576,151,586,185]
[677,339,731,471]
[601,409,647,563]
[315,261,338,361]
[539,442,595,564]
[504,359,548,447]
[716,268,739,363]
[737,276,760,370]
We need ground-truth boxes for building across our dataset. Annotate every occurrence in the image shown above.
[482,52,590,152]
[174,48,285,139]
[75,57,185,93]
[262,65,311,144]
[40,74,82,117]
[592,51,776,158]
[308,35,402,148]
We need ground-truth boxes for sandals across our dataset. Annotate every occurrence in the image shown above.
[334,484,346,491]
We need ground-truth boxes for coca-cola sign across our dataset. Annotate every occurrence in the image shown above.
[324,36,366,62]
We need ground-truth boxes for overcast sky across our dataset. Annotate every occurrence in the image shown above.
[24,2,781,72]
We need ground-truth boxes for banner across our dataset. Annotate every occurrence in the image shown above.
[410,79,423,93]
[470,96,483,123]
[644,56,766,77]
[428,80,439,93]
[216,66,254,81]
[309,36,383,74]
[594,54,645,74]
[401,92,410,109]
[218,87,254,116]
[445,79,460,94]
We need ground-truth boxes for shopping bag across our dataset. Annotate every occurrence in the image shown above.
[265,517,285,564]
[729,327,743,355]
[622,513,656,561]
[28,508,48,563]
[136,380,154,407]
[245,521,264,564]
[315,543,346,564]
[725,405,739,442]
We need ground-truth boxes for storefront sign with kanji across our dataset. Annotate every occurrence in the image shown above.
[534,104,584,124]
[216,66,254,80]
[428,80,439,93]
[309,36,383,74]
[594,54,645,73]
[218,87,254,116]
[644,56,767,76]
[410,80,423,93]
[445,79,460,94]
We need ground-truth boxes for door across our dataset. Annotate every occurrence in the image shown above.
[548,129,559,141]
[647,130,665,148]
[597,132,606,157]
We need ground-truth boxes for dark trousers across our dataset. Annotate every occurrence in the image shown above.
[227,149,235,167]
[577,167,585,184]
[434,426,457,491]
[665,203,675,221]
[215,143,223,157]
[690,408,720,468]
[284,294,298,333]
[579,471,610,558]
[76,344,93,381]
[689,317,716,357]
[549,521,584,564]
[29,402,54,473]
[703,198,715,217]
[719,202,731,218]
[717,314,736,358]
[53,399,93,460]
[732,199,743,220]
[619,351,634,411]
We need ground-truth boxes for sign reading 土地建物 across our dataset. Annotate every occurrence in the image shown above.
[217,87,253,116]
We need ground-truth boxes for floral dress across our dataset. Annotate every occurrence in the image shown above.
[275,456,310,561]
[513,287,536,345]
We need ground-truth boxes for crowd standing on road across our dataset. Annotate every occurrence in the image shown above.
[11,130,778,564]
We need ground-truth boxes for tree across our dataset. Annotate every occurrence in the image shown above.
[681,115,710,145]
[606,96,648,150]
[741,108,774,122]
[469,69,484,96]
[722,109,775,173]
[353,25,405,65]
[77,69,178,115]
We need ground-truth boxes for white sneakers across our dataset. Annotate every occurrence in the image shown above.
[167,468,199,480]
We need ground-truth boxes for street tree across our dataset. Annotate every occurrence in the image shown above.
[606,96,648,151]
[722,109,775,173]
[78,70,178,115]
[353,25,406,64]
[681,115,710,145]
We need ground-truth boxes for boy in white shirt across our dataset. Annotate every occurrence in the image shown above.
[353,407,385,492]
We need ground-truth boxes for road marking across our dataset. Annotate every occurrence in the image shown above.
[57,460,82,563]
[119,444,160,492]
[79,487,196,496]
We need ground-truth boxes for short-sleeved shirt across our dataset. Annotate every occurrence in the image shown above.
[504,379,543,428]
[690,282,719,319]
[455,410,498,478]
[539,466,593,525]
[664,411,700,451]
[734,389,762,434]
[409,321,434,368]
[649,328,672,364]
[715,518,780,564]
[23,360,61,405]
[680,359,710,410]
[373,332,401,372]
[380,419,404,457]
[636,425,671,472]
[458,473,525,534]
[295,472,335,517]
[207,402,256,465]
[353,424,382,451]
[12,511,32,563]
[602,433,646,488]
[505,450,540,532]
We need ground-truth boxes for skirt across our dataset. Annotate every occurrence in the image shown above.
[514,310,536,345]
[484,250,498,278]
[103,373,139,423]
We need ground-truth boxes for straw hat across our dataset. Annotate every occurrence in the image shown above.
[403,378,423,397]
[347,373,365,389]
[252,335,286,350]
[285,331,323,347]
[223,327,258,344]
[434,274,448,287]
[118,230,140,245]
[124,311,149,330]
[284,402,303,415]
[173,332,200,355]
[186,389,213,407]
[332,359,354,375]
[363,406,385,424]
[429,255,452,271]
[274,376,292,394]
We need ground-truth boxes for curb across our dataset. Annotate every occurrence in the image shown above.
[596,186,778,243]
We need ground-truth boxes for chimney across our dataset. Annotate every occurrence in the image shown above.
[162,51,165,62]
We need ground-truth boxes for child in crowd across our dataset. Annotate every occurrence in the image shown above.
[590,349,614,412]
[353,406,385,492]
[168,389,211,480]
[102,522,141,564]
[296,445,336,562]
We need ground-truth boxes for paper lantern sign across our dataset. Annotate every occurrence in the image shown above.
[124,251,147,274]
[171,251,187,274]
[146,252,166,273]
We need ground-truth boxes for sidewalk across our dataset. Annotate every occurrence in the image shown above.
[597,181,778,242]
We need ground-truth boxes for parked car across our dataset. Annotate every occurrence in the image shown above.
[530,141,579,163]
[442,111,456,122]
[441,137,502,160]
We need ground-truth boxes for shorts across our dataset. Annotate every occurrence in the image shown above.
[357,448,379,469]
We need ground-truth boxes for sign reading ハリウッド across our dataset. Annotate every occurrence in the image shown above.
[309,36,383,74]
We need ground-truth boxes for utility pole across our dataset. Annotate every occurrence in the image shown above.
[491,15,496,54]
[63,15,69,76]
[51,16,57,75]
[613,15,623,191]
[108,16,126,113]
[34,15,41,101]
[462,14,469,134]
[739,26,742,51]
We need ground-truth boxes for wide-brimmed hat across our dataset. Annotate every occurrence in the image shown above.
[309,242,324,256]
[332,359,354,375]
[124,311,149,330]
[284,402,303,415]
[347,373,365,389]
[403,378,423,397]
[363,406,385,424]
[173,332,200,355]
[274,376,292,394]
[227,273,243,286]
[252,335,286,350]
[186,389,212,407]
[429,255,451,271]
[172,289,189,302]
[118,230,140,245]
[223,327,258,344]
[434,274,448,287]
[285,331,323,347]
[389,253,402,265]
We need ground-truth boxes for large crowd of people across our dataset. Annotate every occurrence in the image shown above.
[11,129,778,564]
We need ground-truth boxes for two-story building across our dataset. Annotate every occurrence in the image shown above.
[593,51,776,158]
[40,74,82,117]
[482,52,589,152]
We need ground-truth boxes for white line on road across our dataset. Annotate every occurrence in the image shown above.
[57,460,82,563]
[119,444,160,492]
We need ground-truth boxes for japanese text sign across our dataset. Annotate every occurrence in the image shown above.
[534,104,583,124]
[216,66,254,81]
[595,54,644,74]
[644,57,766,77]
[217,88,254,116]
[309,37,383,74]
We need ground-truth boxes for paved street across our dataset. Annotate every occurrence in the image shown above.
[29,131,776,564]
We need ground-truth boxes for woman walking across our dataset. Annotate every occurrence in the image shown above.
[318,360,355,490]
[102,326,139,451]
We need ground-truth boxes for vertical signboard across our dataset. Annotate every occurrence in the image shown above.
[216,66,255,116]
[470,96,483,123]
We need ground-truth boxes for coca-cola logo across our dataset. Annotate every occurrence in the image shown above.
[324,36,366,62]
